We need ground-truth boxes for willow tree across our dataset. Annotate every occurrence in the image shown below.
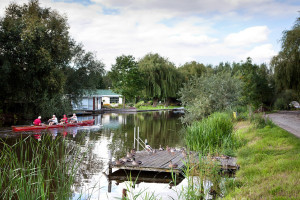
[138,53,183,106]
[271,16,300,97]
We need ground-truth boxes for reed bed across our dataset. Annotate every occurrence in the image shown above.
[0,135,81,200]
[185,112,240,156]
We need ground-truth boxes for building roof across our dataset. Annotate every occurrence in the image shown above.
[83,89,122,97]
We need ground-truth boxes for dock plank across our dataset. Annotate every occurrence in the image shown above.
[110,150,239,174]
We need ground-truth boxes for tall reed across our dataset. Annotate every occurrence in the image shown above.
[0,135,82,199]
[185,112,237,155]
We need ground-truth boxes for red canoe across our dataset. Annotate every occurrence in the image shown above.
[12,119,95,132]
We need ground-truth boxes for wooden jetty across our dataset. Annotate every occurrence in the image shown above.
[107,170,185,186]
[109,150,239,175]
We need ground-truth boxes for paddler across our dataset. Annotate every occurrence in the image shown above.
[60,114,68,125]
[48,115,58,125]
[70,113,78,123]
[33,116,42,126]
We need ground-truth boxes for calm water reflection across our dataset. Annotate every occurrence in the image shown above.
[2,111,186,199]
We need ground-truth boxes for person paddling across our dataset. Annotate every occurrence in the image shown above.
[48,115,58,125]
[70,113,78,123]
[60,114,68,125]
[33,116,42,126]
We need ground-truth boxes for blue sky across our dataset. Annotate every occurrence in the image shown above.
[1,0,300,70]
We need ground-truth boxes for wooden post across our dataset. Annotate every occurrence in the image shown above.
[108,180,112,193]
[122,188,127,199]
[108,150,112,193]
[108,150,112,175]
[137,127,139,151]
[134,127,136,149]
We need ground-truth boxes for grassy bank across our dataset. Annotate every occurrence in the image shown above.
[225,121,300,199]
[137,105,181,110]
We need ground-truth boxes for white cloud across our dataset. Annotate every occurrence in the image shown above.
[1,0,299,69]
[224,26,270,47]
[241,44,277,63]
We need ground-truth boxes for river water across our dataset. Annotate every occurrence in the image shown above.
[2,111,187,199]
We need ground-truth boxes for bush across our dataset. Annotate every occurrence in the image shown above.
[274,89,298,110]
[230,106,249,121]
[134,101,145,108]
[251,113,275,128]
[179,72,243,123]
[274,97,289,110]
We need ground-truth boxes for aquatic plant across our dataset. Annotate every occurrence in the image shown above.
[0,135,82,199]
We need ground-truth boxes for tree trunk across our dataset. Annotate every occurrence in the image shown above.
[123,96,126,109]
[165,97,171,107]
[152,97,158,107]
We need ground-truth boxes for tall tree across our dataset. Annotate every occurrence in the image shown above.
[109,55,144,106]
[271,16,300,97]
[138,53,183,106]
[0,0,74,117]
[232,58,274,107]
[65,44,105,105]
[178,61,208,82]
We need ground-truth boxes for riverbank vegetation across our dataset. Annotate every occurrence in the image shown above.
[0,1,299,123]
[0,135,82,199]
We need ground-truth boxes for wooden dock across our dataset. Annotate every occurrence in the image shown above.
[109,150,239,175]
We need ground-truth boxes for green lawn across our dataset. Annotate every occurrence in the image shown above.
[225,121,300,199]
[136,105,181,110]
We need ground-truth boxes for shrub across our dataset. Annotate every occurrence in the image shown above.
[179,72,243,123]
[134,101,145,108]
[274,97,289,110]
[251,113,275,128]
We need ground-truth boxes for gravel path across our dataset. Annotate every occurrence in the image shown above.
[267,111,300,138]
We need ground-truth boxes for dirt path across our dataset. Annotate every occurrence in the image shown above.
[267,111,300,138]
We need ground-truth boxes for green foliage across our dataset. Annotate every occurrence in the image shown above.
[0,0,73,117]
[138,53,183,104]
[109,55,144,102]
[178,61,209,82]
[274,89,298,110]
[0,1,105,118]
[271,16,300,97]
[232,58,275,107]
[65,44,105,106]
[179,72,243,122]
[250,113,274,129]
[134,101,145,108]
[230,106,249,121]
[185,112,239,155]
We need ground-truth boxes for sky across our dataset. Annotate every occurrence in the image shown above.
[1,0,300,70]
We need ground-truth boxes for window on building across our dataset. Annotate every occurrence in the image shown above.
[110,97,119,104]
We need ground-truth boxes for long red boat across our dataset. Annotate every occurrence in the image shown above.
[12,119,95,132]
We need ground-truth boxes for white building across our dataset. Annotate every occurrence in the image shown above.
[72,89,122,111]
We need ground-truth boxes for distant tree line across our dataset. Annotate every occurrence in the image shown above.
[0,0,299,121]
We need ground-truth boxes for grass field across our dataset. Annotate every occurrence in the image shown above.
[225,121,300,199]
